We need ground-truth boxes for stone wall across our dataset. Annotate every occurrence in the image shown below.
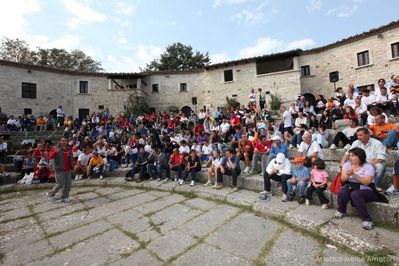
[299,26,399,98]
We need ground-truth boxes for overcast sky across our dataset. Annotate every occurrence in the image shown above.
[0,0,398,72]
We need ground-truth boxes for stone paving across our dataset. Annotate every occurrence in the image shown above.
[0,182,398,265]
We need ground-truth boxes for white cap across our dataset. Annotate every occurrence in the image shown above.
[271,135,281,141]
[276,153,285,164]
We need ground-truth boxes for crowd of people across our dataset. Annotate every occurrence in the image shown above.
[0,76,399,231]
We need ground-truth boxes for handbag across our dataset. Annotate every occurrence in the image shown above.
[330,172,342,194]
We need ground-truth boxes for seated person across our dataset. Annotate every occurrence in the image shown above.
[250,135,269,175]
[74,146,92,180]
[286,156,310,203]
[200,140,213,163]
[181,149,201,186]
[330,118,359,150]
[341,127,387,191]
[126,147,149,182]
[205,150,223,187]
[298,132,324,167]
[260,153,291,201]
[88,150,105,180]
[20,151,35,180]
[168,148,184,181]
[385,157,399,196]
[268,135,288,163]
[336,147,380,230]
[369,114,398,149]
[305,158,330,209]
[215,148,241,191]
[312,125,329,149]
[147,147,169,181]
[237,134,254,174]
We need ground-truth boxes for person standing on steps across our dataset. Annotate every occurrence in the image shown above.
[46,137,73,203]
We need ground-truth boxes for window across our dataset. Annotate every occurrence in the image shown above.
[21,82,37,99]
[152,84,159,93]
[391,42,399,58]
[24,108,32,115]
[79,81,88,93]
[357,84,375,93]
[98,105,104,110]
[180,83,187,92]
[301,65,310,77]
[224,70,233,82]
[357,51,369,66]
[256,57,293,75]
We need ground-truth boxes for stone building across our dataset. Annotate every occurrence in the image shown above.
[0,20,398,118]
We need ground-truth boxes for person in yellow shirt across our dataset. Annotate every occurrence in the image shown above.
[88,151,105,180]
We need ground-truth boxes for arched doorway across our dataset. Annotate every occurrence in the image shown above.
[303,93,316,105]
[181,106,192,116]
[49,109,57,120]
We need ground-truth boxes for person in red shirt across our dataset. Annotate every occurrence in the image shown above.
[168,148,184,181]
[46,137,73,203]
[237,134,254,174]
[250,135,269,175]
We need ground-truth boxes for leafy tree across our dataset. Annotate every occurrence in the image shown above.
[0,38,103,72]
[145,42,210,71]
[269,93,283,110]
[124,93,150,117]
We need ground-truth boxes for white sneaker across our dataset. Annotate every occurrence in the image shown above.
[204,180,212,186]
[79,175,83,180]
[243,167,250,173]
[362,221,374,230]
[179,179,184,185]
[248,170,254,175]
[46,192,55,204]
[384,185,398,196]
[99,175,103,180]
[190,181,195,187]
[343,144,351,150]
[74,175,79,181]
[305,199,310,206]
[329,144,337,150]
[335,211,344,219]
[260,191,272,196]
[321,204,329,209]
[282,194,288,202]
[289,144,293,148]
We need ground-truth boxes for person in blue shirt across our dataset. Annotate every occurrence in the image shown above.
[215,148,241,191]
[286,156,310,203]
[268,135,288,162]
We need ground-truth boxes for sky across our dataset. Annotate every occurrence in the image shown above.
[0,0,398,72]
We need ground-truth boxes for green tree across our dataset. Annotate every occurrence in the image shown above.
[124,93,150,117]
[0,38,103,72]
[269,93,282,110]
[145,42,210,71]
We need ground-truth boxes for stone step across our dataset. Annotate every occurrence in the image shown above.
[0,173,19,186]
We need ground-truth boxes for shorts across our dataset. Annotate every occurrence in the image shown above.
[283,126,294,136]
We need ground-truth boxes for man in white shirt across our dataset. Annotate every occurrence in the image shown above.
[56,105,65,129]
[330,118,359,150]
[260,153,291,201]
[343,92,356,109]
[298,132,323,167]
[280,105,293,138]
[74,147,92,180]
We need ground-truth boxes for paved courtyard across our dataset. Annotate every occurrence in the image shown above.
[1,185,380,266]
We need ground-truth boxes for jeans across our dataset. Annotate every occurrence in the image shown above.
[48,171,72,199]
[89,165,105,176]
[305,183,329,204]
[147,164,170,179]
[129,165,147,180]
[170,165,183,179]
[337,187,378,221]
[382,129,398,148]
[287,179,309,197]
[263,173,291,194]
[216,167,241,187]
[374,163,386,187]
[251,153,267,173]
[183,168,198,182]
[292,132,304,147]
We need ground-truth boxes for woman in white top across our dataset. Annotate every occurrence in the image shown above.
[204,151,222,186]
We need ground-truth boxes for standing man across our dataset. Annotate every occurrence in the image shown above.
[46,137,73,203]
[56,105,65,129]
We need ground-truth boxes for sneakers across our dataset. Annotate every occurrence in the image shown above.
[329,144,337,150]
[190,180,195,187]
[157,178,161,181]
[298,197,305,204]
[243,167,250,174]
[305,199,310,206]
[163,178,170,183]
[260,191,272,196]
[74,175,80,181]
[178,179,184,185]
[232,187,238,192]
[362,221,374,230]
[321,204,329,209]
[287,193,294,201]
[384,185,398,196]
[335,211,344,219]
[99,175,104,180]
[214,183,224,189]
[248,170,254,175]
[204,180,212,186]
[281,194,288,202]
[289,144,293,149]
[343,144,351,150]
[376,187,383,192]
[61,198,71,203]
[46,192,55,204]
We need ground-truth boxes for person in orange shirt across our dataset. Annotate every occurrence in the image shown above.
[369,114,398,148]
[35,116,46,132]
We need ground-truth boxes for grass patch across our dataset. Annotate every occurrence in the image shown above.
[253,226,284,265]
[148,220,162,235]
[114,225,147,249]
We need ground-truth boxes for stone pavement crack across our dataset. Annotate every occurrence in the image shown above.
[252,226,284,266]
